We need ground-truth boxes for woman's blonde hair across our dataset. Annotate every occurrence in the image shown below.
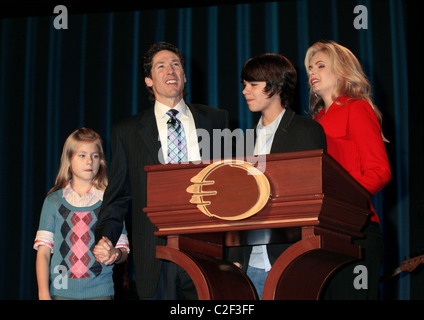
[304,40,388,142]
[48,127,108,195]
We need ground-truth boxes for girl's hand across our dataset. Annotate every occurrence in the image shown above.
[93,236,120,265]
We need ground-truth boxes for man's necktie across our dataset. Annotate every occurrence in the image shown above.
[167,109,188,163]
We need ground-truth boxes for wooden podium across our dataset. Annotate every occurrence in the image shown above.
[144,150,371,300]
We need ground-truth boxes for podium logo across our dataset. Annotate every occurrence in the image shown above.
[186,160,270,221]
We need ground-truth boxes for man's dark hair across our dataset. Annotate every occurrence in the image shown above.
[241,53,297,107]
[143,42,188,102]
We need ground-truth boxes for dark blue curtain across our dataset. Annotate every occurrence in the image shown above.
[0,0,420,300]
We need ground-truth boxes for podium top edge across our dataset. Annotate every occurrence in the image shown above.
[144,149,326,172]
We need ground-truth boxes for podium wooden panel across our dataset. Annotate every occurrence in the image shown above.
[144,150,371,300]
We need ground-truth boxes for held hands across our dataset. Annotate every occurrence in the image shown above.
[93,236,122,265]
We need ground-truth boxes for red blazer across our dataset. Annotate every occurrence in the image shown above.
[315,96,391,223]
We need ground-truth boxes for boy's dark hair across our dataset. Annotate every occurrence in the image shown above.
[143,42,188,102]
[241,53,297,107]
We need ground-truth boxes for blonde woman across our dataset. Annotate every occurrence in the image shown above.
[34,127,129,300]
[305,40,391,299]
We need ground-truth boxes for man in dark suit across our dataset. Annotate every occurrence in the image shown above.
[229,53,327,299]
[94,42,229,299]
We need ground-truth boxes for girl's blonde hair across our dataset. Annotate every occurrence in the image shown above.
[304,40,388,142]
[48,127,108,195]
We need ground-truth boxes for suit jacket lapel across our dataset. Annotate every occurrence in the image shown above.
[136,107,164,164]
[270,107,295,154]
[187,103,213,160]
[188,103,211,133]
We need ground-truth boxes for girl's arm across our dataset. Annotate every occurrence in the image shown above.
[36,245,52,300]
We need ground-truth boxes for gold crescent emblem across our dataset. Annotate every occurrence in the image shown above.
[186,160,270,220]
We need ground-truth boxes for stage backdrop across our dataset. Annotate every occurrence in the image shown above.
[0,0,422,299]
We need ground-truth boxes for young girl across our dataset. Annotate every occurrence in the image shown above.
[34,127,129,300]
